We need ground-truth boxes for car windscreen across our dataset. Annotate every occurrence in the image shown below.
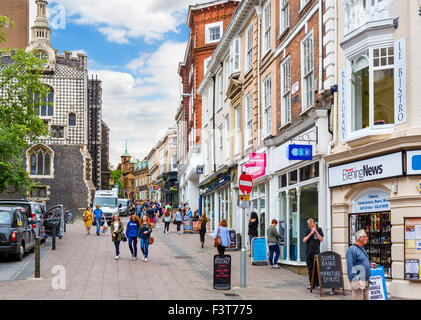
[118,200,129,206]
[0,211,11,225]
[95,197,117,208]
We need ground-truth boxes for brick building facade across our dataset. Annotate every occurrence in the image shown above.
[0,0,30,50]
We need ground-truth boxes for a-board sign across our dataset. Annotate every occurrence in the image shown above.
[213,255,231,290]
[369,267,388,300]
[310,251,345,297]
[251,237,268,266]
[183,221,192,233]
[226,230,237,251]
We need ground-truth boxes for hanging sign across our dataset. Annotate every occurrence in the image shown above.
[245,153,266,180]
[369,267,388,300]
[339,68,347,141]
[287,144,313,161]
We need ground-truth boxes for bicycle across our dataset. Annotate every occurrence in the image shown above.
[64,209,75,224]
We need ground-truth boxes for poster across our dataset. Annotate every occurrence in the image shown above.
[405,225,416,240]
[415,225,421,239]
[407,240,416,249]
[417,241,421,251]
[369,267,388,300]
[405,259,420,280]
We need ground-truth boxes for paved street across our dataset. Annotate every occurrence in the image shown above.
[0,217,352,300]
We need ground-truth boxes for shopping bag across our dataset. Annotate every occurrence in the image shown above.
[101,219,109,233]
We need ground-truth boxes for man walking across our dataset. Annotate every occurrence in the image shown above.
[346,229,377,300]
[93,204,106,236]
[303,218,324,289]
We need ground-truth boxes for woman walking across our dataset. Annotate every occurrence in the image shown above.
[83,207,93,235]
[139,214,153,262]
[163,208,171,234]
[126,215,140,260]
[267,219,282,268]
[175,208,182,234]
[248,212,258,257]
[110,214,124,260]
[198,213,208,248]
[214,219,230,256]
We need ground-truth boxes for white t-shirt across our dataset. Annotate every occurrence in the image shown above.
[114,222,119,232]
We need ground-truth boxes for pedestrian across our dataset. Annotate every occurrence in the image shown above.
[175,208,182,234]
[346,229,377,300]
[248,212,258,257]
[110,214,124,260]
[187,207,193,220]
[267,219,282,269]
[163,208,171,234]
[139,214,153,262]
[126,214,140,260]
[146,206,156,230]
[214,219,230,256]
[198,213,208,248]
[83,207,93,235]
[93,204,106,236]
[303,218,324,289]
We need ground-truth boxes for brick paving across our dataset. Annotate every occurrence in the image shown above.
[0,217,352,300]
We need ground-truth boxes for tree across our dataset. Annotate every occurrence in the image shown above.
[111,169,123,197]
[0,16,49,196]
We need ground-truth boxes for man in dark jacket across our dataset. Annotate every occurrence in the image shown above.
[248,212,258,257]
[303,218,324,289]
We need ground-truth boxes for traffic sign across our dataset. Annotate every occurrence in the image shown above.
[239,194,250,201]
[239,173,253,195]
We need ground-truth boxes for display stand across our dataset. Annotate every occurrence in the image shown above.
[310,251,345,297]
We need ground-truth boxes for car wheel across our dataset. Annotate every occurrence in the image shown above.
[15,244,24,261]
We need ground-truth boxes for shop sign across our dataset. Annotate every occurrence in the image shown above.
[328,152,403,188]
[287,144,313,161]
[339,69,347,141]
[369,267,388,300]
[352,189,390,213]
[395,37,407,124]
[244,153,266,180]
[196,166,204,175]
[406,150,421,175]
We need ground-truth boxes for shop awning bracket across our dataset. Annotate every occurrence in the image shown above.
[290,127,318,145]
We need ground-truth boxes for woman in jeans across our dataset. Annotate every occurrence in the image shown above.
[214,219,230,256]
[163,208,171,234]
[175,209,182,234]
[110,214,124,260]
[126,215,140,260]
[267,219,282,268]
[198,213,208,248]
[139,214,152,262]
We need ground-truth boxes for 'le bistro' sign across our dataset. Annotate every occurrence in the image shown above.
[328,152,403,188]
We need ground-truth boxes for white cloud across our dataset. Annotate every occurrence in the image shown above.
[50,0,209,43]
[90,40,186,166]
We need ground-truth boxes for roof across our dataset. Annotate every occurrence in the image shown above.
[186,0,241,27]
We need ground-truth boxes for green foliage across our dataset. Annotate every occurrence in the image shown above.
[111,169,123,197]
[0,16,14,44]
[0,16,50,196]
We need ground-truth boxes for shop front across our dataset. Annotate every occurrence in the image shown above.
[327,150,421,298]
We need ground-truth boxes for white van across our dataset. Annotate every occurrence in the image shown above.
[93,189,120,224]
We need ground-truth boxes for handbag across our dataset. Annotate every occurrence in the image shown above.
[197,220,202,231]
[149,236,154,245]
[214,227,221,247]
[82,214,88,222]
[121,233,127,242]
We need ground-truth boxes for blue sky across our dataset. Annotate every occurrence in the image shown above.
[30,0,206,168]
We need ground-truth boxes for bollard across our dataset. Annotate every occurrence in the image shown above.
[52,226,56,250]
[35,238,40,278]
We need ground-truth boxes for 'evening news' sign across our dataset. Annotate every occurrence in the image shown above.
[352,189,390,213]
[369,267,388,300]
[328,152,403,188]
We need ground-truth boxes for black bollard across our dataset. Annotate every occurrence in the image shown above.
[35,238,40,278]
[52,226,56,250]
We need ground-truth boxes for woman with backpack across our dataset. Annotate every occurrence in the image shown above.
[126,215,140,260]
[139,214,153,262]
[110,214,124,260]
[214,219,230,256]
[163,208,171,234]
[198,213,208,248]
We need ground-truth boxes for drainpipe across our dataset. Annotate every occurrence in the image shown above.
[318,0,324,93]
[212,74,216,173]
[255,2,263,147]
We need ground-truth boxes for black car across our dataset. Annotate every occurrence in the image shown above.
[0,207,36,261]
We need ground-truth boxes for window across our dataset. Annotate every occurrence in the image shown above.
[172,155,177,170]
[30,186,47,199]
[300,0,310,10]
[34,86,54,117]
[218,71,223,109]
[301,32,314,110]
[281,57,291,126]
[351,46,395,133]
[218,126,223,165]
[28,146,52,176]
[225,115,230,160]
[245,92,253,147]
[230,37,241,74]
[280,0,289,33]
[206,22,223,44]
[245,25,253,73]
[263,1,271,55]
[68,113,76,126]
[263,75,272,136]
[235,107,241,154]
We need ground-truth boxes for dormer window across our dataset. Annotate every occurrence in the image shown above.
[205,22,223,44]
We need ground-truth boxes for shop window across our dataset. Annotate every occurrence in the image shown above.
[279,192,287,260]
[289,170,298,185]
[299,162,319,182]
[289,189,298,261]
[349,212,392,278]
[279,174,287,188]
[299,184,319,262]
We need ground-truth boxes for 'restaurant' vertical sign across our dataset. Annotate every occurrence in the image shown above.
[339,69,347,141]
[395,37,407,124]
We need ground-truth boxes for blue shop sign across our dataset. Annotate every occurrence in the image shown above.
[287,144,313,161]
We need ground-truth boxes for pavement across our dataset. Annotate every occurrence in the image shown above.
[0,217,353,300]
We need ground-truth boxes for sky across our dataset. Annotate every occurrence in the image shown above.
[30,0,209,168]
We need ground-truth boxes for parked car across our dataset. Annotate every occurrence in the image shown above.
[0,207,36,261]
[118,199,129,217]
[0,200,45,240]
[43,205,65,239]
